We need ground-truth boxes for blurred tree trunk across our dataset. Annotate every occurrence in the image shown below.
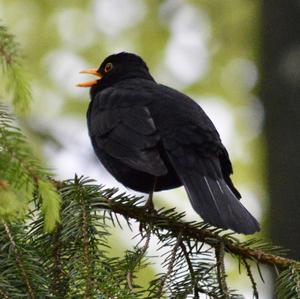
[261,1,300,259]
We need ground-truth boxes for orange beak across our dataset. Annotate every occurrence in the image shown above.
[76,69,103,87]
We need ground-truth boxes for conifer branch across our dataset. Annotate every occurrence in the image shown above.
[157,232,182,297]
[80,189,94,298]
[243,258,259,299]
[215,241,229,299]
[180,240,200,298]
[2,221,36,299]
[51,225,65,298]
[276,264,300,298]
[0,23,31,113]
[0,104,60,230]
[0,24,19,66]
[45,177,299,297]
[127,228,151,292]
[1,175,299,297]
[102,197,299,270]
[0,126,40,183]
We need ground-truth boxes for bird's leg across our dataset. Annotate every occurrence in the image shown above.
[145,176,157,211]
[145,190,154,211]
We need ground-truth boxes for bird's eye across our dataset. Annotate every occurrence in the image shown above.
[104,62,113,73]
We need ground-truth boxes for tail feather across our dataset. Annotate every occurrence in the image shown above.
[168,155,260,234]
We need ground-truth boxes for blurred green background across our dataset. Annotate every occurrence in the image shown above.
[1,0,299,297]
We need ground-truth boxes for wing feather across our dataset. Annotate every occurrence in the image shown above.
[163,126,260,234]
[87,93,167,176]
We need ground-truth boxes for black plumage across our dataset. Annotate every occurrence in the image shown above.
[78,52,260,234]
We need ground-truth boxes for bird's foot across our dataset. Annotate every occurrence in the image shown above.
[144,178,157,213]
[144,197,155,212]
[144,191,157,214]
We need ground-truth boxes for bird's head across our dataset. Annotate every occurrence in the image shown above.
[77,52,154,94]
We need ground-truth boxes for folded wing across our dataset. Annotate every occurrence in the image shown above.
[88,91,167,177]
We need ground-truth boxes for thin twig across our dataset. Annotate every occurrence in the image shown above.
[127,272,134,292]
[127,227,151,292]
[2,221,36,299]
[180,240,199,298]
[157,232,182,298]
[180,242,226,298]
[215,241,229,298]
[243,258,259,299]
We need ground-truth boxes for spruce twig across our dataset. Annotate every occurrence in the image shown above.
[1,175,300,298]
[127,228,151,292]
[157,232,182,297]
[103,198,299,269]
[0,23,31,114]
[180,240,200,298]
[2,221,36,299]
[215,241,229,299]
[51,225,66,298]
[243,258,259,299]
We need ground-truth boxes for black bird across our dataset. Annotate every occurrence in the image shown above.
[77,52,260,234]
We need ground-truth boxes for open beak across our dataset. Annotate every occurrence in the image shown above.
[76,69,103,87]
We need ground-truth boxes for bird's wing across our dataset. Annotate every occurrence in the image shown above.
[163,125,259,234]
[88,91,167,176]
[153,83,241,198]
[218,145,241,198]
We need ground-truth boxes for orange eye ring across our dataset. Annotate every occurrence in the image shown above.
[104,62,113,73]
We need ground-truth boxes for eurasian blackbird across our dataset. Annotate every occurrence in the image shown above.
[77,52,260,234]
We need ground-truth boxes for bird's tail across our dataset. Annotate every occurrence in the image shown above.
[168,155,260,234]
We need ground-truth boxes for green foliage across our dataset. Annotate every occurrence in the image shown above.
[0,22,60,230]
[0,175,299,298]
[38,180,61,232]
[0,23,31,114]
[0,187,24,218]
[0,177,147,298]
[0,221,49,298]
[276,265,300,299]
[0,104,60,230]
